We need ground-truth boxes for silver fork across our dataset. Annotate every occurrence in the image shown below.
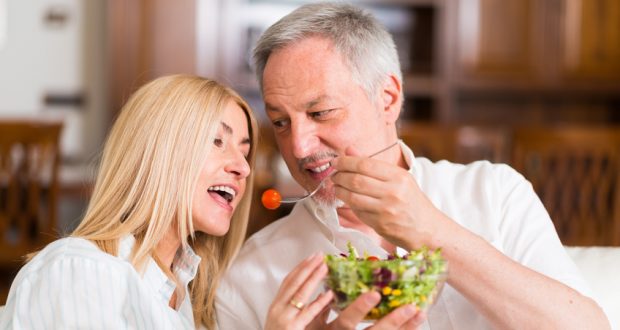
[280,140,401,204]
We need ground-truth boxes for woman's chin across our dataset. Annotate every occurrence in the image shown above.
[195,221,231,237]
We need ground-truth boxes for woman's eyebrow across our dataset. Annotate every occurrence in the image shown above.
[220,122,233,135]
[222,122,251,145]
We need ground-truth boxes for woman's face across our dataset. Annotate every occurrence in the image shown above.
[192,101,251,236]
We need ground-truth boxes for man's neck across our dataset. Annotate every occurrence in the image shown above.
[336,207,396,254]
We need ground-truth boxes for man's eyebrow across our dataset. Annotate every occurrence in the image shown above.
[264,103,281,114]
[304,97,323,109]
[265,96,331,113]
[305,95,332,109]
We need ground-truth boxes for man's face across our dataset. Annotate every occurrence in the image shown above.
[261,36,395,204]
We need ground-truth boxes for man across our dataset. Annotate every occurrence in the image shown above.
[216,2,610,329]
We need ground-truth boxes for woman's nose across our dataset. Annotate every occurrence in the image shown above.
[226,150,251,179]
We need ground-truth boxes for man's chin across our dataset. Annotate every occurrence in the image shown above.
[312,192,344,209]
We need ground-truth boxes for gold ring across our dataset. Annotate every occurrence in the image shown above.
[289,299,304,310]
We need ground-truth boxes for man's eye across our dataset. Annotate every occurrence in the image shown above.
[214,138,224,147]
[272,118,289,128]
[309,110,333,119]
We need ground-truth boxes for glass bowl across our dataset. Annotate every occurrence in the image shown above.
[324,245,448,320]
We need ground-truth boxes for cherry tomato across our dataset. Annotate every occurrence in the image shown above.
[261,188,282,210]
[366,256,380,261]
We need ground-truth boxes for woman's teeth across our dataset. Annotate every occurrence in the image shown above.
[310,163,331,173]
[207,185,236,202]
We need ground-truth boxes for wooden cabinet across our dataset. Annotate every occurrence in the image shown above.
[456,0,620,85]
[563,0,620,80]
[457,0,537,79]
[453,0,620,126]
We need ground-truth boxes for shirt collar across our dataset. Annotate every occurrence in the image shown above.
[118,235,201,308]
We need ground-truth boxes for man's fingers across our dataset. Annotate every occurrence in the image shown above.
[334,185,384,213]
[332,171,386,199]
[344,145,363,157]
[333,155,401,182]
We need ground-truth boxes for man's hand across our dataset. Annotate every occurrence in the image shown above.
[307,291,425,330]
[331,146,452,250]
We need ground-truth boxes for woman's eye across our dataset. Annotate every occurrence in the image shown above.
[213,137,224,147]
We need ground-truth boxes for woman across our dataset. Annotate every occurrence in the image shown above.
[0,75,332,329]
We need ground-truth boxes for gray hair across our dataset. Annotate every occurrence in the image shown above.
[253,2,403,103]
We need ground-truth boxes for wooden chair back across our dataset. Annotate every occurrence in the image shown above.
[512,126,620,246]
[0,121,63,266]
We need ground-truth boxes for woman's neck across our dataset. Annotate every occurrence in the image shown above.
[155,228,183,309]
[156,228,182,271]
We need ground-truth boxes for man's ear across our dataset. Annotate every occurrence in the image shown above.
[380,74,402,124]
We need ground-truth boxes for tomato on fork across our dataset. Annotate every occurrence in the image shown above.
[261,189,282,210]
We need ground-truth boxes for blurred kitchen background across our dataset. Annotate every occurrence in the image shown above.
[0,0,619,303]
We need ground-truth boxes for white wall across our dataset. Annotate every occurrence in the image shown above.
[0,0,107,162]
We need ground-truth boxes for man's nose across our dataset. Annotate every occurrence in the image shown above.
[290,120,318,159]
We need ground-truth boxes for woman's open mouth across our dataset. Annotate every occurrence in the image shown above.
[207,185,236,204]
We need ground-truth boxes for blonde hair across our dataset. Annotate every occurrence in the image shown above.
[71,74,257,328]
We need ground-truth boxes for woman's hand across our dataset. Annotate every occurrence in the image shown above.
[265,253,334,330]
[265,253,426,330]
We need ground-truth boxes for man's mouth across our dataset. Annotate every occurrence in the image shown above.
[309,162,331,173]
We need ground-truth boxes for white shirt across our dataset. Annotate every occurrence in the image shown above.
[216,141,592,329]
[0,235,201,329]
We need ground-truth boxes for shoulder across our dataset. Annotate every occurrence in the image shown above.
[6,237,134,307]
[2,238,134,328]
[28,237,123,267]
[415,159,537,238]
[417,157,521,177]
[12,237,132,287]
[416,157,527,191]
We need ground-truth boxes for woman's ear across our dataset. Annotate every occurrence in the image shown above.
[380,74,402,124]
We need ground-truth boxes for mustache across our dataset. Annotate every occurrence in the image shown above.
[297,150,338,172]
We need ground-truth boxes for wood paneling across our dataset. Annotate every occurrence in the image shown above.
[458,0,536,78]
[107,0,152,118]
[563,0,620,79]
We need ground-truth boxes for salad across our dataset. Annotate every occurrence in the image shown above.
[324,243,448,319]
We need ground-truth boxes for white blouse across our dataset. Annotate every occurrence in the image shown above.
[0,235,201,329]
